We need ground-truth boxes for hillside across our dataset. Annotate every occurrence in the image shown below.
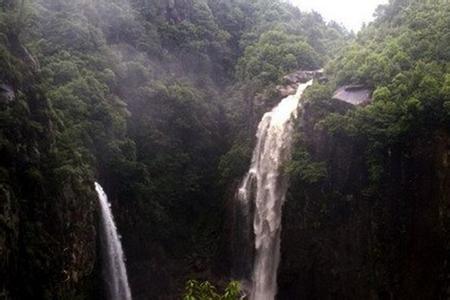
[1,0,449,299]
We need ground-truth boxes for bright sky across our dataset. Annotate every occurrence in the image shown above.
[290,0,389,32]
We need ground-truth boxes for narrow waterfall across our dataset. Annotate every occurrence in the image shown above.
[95,182,132,300]
[238,80,313,300]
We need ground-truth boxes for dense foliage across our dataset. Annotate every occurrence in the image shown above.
[315,0,450,183]
[2,0,450,298]
[0,0,348,298]
[183,280,241,300]
[279,1,450,298]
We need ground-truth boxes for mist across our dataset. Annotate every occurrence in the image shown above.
[1,0,450,299]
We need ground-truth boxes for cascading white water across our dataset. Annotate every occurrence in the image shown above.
[238,80,313,300]
[95,182,132,300]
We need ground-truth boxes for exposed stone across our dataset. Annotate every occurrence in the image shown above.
[276,84,298,98]
[277,69,325,98]
[283,69,324,85]
[278,101,450,299]
[332,85,372,106]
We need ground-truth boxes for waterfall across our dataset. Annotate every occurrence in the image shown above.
[95,182,132,300]
[238,80,313,300]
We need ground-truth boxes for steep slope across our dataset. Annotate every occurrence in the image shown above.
[278,1,450,298]
[0,0,349,298]
[0,5,97,299]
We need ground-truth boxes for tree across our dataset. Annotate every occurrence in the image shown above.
[183,280,242,300]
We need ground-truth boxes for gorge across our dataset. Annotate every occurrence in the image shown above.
[1,0,450,299]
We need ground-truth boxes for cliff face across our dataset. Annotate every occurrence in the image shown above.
[0,34,97,299]
[278,101,450,299]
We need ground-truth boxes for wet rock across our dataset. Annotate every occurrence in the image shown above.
[277,69,324,98]
[276,84,298,98]
[283,69,324,85]
[278,101,450,299]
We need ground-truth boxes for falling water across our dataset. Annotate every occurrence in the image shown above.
[95,182,132,300]
[237,80,313,300]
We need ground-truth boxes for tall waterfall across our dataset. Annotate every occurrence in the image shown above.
[95,182,132,300]
[238,80,313,300]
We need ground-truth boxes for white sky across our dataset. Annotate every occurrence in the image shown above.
[290,0,389,32]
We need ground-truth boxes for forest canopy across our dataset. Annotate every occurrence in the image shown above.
[2,0,450,299]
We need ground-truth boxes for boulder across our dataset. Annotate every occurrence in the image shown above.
[283,69,324,85]
[277,69,325,98]
[332,85,372,106]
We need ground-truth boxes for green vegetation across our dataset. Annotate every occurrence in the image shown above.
[7,0,449,298]
[183,280,241,300]
[287,145,327,184]
[237,30,319,83]
[280,3,450,298]
[303,0,450,185]
[0,0,348,298]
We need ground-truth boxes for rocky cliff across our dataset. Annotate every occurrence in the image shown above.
[0,31,98,299]
[278,97,450,299]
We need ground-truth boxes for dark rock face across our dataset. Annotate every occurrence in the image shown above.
[0,87,98,299]
[278,102,450,299]
[0,34,97,300]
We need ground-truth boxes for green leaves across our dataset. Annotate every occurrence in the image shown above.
[441,74,450,99]
[183,280,241,300]
[237,29,319,83]
[308,0,450,191]
[287,147,327,184]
